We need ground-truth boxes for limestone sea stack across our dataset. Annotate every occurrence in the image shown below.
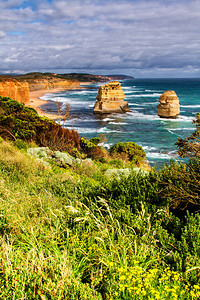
[157,91,180,118]
[93,81,130,114]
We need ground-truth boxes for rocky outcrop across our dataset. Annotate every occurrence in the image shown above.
[0,80,29,104]
[93,81,129,114]
[28,79,80,92]
[27,147,94,168]
[157,91,180,118]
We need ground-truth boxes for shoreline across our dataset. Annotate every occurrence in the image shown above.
[27,83,91,119]
[28,88,63,119]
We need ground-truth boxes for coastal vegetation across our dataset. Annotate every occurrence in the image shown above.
[0,97,200,299]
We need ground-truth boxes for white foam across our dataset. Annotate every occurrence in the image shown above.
[161,115,194,122]
[145,89,162,92]
[70,90,97,95]
[45,95,93,107]
[167,127,194,131]
[103,117,115,122]
[72,127,98,134]
[147,152,173,160]
[125,111,160,121]
[99,142,113,149]
[109,122,128,125]
[181,104,200,108]
[97,128,122,134]
[142,146,157,151]
[142,102,158,105]
[128,93,161,97]
[127,103,141,106]
[123,86,141,90]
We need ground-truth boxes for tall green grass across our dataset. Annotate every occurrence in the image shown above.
[0,140,199,299]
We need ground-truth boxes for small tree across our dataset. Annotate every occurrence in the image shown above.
[176,113,200,157]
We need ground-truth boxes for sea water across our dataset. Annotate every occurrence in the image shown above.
[41,78,200,168]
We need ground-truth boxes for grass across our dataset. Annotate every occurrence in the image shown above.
[0,139,200,299]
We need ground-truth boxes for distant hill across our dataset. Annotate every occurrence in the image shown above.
[0,72,134,83]
[107,74,134,80]
[61,73,134,82]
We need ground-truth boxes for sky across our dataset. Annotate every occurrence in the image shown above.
[0,0,200,78]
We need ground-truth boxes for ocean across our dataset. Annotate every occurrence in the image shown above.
[40,78,200,168]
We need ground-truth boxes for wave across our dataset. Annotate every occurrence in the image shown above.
[125,111,160,121]
[142,146,157,151]
[128,93,161,97]
[41,95,93,107]
[123,86,142,90]
[167,127,194,131]
[109,122,128,125]
[103,117,115,122]
[181,104,200,108]
[69,127,123,134]
[161,115,194,122]
[69,90,97,95]
[142,102,158,105]
[145,89,162,92]
[128,103,141,106]
[147,152,174,160]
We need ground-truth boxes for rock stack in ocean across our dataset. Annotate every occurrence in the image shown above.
[93,81,130,114]
[157,91,180,118]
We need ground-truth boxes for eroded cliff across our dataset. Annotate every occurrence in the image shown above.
[0,80,29,104]
[0,74,80,105]
[93,81,130,114]
[157,91,180,118]
[28,79,80,92]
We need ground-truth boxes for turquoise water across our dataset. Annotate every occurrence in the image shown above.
[41,78,200,167]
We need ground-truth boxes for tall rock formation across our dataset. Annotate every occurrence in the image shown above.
[157,91,180,118]
[0,80,29,104]
[93,81,129,114]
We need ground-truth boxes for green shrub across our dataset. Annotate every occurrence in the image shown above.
[0,96,80,153]
[80,137,96,153]
[110,142,146,166]
[89,137,101,145]
[148,159,200,214]
[80,137,109,161]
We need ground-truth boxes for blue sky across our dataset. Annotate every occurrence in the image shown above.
[0,0,200,77]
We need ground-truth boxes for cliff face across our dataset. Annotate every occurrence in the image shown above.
[157,91,180,118]
[0,80,29,104]
[28,79,80,91]
[93,81,130,114]
[0,76,80,105]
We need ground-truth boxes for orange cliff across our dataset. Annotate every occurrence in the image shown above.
[0,80,29,104]
[28,79,80,92]
[0,78,80,105]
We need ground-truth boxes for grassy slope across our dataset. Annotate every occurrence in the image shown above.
[0,140,200,299]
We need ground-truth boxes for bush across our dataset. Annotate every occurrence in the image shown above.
[89,137,101,145]
[148,159,200,215]
[80,137,109,161]
[0,96,80,153]
[110,142,146,166]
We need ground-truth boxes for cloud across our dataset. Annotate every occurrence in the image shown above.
[0,31,6,38]
[0,0,200,77]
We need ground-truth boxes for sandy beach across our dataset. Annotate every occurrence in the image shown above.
[28,88,73,119]
[28,83,92,119]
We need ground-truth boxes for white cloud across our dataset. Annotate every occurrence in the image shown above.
[0,0,200,77]
[0,31,6,38]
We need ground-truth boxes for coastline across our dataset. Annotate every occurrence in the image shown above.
[27,83,93,119]
[28,89,63,119]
